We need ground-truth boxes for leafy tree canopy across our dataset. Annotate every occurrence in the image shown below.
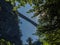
[36,0,60,45]
[5,0,44,11]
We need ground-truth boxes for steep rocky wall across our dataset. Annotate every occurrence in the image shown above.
[0,0,22,45]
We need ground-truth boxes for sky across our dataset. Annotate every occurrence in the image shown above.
[17,4,38,44]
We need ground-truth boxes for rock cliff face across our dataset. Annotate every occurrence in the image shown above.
[0,0,22,45]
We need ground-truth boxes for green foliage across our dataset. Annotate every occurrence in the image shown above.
[27,37,33,45]
[5,0,44,11]
[36,0,60,45]
[0,39,15,45]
